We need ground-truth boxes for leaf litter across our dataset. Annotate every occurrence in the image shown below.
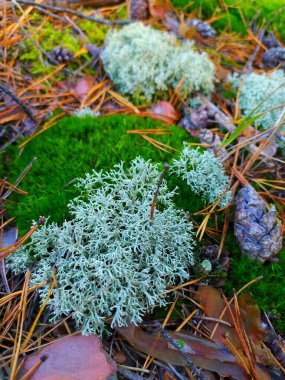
[1,0,285,379]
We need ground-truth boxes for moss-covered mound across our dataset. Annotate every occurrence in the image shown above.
[8,114,194,232]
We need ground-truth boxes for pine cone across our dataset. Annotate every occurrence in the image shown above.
[262,47,285,68]
[262,32,281,49]
[129,0,149,20]
[48,46,73,64]
[186,18,216,38]
[179,105,209,132]
[234,186,282,263]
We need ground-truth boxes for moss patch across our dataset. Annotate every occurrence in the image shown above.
[7,114,198,233]
[19,14,107,75]
[171,0,285,39]
[224,232,285,332]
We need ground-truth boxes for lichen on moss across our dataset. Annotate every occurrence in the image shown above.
[171,144,232,207]
[8,157,196,335]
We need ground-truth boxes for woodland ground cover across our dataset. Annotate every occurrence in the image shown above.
[1,0,285,379]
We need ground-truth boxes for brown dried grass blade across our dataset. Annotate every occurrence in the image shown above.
[10,268,32,380]
[108,89,140,113]
[21,270,57,351]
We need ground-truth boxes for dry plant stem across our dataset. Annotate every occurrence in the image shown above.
[241,107,285,176]
[154,321,205,380]
[143,297,179,369]
[210,276,263,341]
[21,271,57,351]
[2,157,37,200]
[11,0,73,71]
[217,207,229,259]
[0,217,45,259]
[0,258,10,294]
[0,126,31,152]
[150,163,170,224]
[11,0,48,65]
[243,28,265,75]
[16,0,131,25]
[117,367,154,380]
[19,355,47,380]
[0,209,11,292]
[0,83,36,123]
[223,294,257,380]
[10,268,32,380]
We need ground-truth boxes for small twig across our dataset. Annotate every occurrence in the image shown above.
[19,355,47,380]
[117,366,154,380]
[11,0,73,71]
[150,163,170,224]
[0,125,30,152]
[2,157,37,200]
[0,258,10,293]
[244,28,265,75]
[154,321,205,380]
[0,83,36,124]
[16,0,131,25]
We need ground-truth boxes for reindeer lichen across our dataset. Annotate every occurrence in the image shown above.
[171,144,232,207]
[101,22,215,103]
[9,158,195,335]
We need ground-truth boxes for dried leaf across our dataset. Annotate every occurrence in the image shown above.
[19,335,117,380]
[71,76,96,101]
[148,101,179,123]
[149,0,169,19]
[178,22,196,39]
[116,324,248,379]
[197,286,274,366]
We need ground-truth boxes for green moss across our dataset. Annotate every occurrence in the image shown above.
[7,114,195,233]
[78,20,108,45]
[18,15,107,75]
[171,0,285,39]
[225,232,285,333]
[19,21,81,75]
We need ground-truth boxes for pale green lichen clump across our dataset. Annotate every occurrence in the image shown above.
[9,158,195,335]
[101,22,215,102]
[231,70,285,129]
[171,145,232,207]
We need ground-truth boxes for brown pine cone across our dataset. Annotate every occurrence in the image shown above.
[186,18,217,38]
[262,47,285,68]
[129,0,149,20]
[234,186,282,263]
[48,46,74,64]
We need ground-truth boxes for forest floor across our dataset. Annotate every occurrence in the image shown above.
[1,1,285,379]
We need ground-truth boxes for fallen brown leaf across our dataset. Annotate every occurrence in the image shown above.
[147,101,180,123]
[116,324,249,379]
[19,335,117,380]
[149,0,170,19]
